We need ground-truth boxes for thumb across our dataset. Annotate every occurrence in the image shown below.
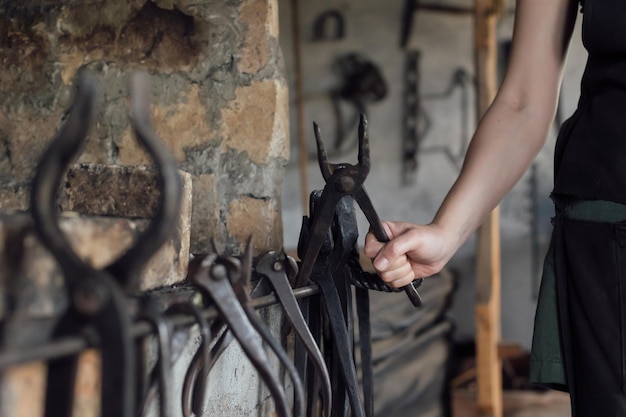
[372,223,418,270]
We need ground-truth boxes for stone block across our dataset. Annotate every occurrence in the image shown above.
[189,173,220,254]
[115,84,216,166]
[62,164,192,219]
[226,196,282,255]
[221,79,290,165]
[60,164,192,278]
[62,164,160,218]
[0,352,101,417]
[240,0,272,74]
[58,215,189,292]
[0,187,29,214]
[0,210,190,323]
[0,362,46,417]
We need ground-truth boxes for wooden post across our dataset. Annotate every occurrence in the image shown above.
[290,0,310,215]
[474,1,503,416]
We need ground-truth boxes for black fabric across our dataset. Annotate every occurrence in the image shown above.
[553,0,626,203]
[553,214,626,417]
[548,2,626,412]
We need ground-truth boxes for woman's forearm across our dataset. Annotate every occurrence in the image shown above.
[432,94,555,251]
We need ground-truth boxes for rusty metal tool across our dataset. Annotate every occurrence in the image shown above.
[256,250,332,417]
[298,192,365,417]
[189,253,293,417]
[136,301,174,417]
[296,113,423,307]
[30,72,182,417]
[234,240,305,417]
[165,302,212,417]
[178,319,234,417]
[347,245,376,417]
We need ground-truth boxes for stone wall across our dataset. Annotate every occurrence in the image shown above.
[0,0,289,255]
[0,1,290,416]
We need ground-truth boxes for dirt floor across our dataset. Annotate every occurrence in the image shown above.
[452,389,571,417]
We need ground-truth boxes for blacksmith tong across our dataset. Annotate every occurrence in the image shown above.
[189,251,295,417]
[256,250,333,417]
[30,72,182,417]
[296,114,423,307]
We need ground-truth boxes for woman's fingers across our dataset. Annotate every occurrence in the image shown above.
[365,221,453,284]
[377,256,416,288]
[372,226,420,271]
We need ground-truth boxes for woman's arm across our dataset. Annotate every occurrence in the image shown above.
[365,0,579,287]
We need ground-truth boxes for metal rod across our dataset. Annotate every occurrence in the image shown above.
[417,3,474,14]
[0,284,321,370]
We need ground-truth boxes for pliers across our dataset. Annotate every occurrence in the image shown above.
[29,72,182,417]
[255,250,332,417]
[188,252,294,417]
[233,240,305,417]
[296,114,423,307]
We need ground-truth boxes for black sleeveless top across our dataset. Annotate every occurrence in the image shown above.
[552,0,626,203]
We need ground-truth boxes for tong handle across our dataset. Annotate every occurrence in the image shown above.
[365,201,423,308]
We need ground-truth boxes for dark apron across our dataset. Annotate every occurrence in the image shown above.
[530,197,626,416]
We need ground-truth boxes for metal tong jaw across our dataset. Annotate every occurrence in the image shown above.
[296,114,423,307]
[235,240,305,417]
[30,72,182,417]
[189,251,294,417]
[256,250,333,417]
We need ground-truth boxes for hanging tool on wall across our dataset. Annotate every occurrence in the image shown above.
[419,67,472,170]
[402,50,422,185]
[29,71,183,417]
[323,53,388,158]
[312,9,345,41]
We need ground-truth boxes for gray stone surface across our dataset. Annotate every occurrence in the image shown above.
[0,0,289,256]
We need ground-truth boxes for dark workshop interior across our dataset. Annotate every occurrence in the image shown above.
[0,0,585,416]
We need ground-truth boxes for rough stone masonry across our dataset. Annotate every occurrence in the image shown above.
[0,0,289,256]
[0,1,290,416]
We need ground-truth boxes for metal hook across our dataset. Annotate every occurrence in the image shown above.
[312,9,345,41]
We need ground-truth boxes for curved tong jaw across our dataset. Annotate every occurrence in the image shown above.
[30,72,183,417]
[314,113,370,187]
[256,251,333,417]
[31,72,183,290]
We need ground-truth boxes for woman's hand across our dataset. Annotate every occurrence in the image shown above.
[363,221,457,288]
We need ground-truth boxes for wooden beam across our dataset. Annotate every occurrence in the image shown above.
[290,0,309,215]
[474,1,503,416]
